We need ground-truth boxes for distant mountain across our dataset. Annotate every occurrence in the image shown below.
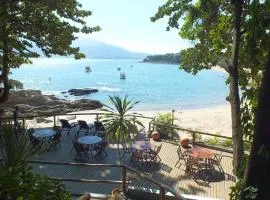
[78,39,148,59]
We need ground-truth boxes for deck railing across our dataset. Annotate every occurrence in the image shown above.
[149,119,252,154]
[27,160,186,200]
[2,111,252,153]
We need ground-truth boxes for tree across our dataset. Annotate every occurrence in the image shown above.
[0,0,100,103]
[101,96,144,158]
[241,1,270,199]
[151,0,244,174]
[241,52,270,200]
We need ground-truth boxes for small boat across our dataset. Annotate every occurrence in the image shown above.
[130,65,133,68]
[117,67,121,71]
[120,72,126,80]
[85,66,91,73]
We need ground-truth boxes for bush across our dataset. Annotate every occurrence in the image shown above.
[0,125,71,200]
[154,112,178,140]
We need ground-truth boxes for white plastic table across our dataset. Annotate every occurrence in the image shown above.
[78,136,103,160]
[78,136,102,145]
[33,129,56,138]
[132,140,154,151]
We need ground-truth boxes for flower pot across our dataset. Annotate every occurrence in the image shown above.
[180,138,190,147]
[151,131,160,141]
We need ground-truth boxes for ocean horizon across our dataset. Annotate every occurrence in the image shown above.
[11,58,229,111]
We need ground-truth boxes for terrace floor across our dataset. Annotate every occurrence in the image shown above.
[30,127,236,200]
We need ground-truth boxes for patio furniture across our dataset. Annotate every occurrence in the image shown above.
[144,144,162,163]
[132,140,154,151]
[185,146,213,159]
[131,150,144,163]
[208,152,224,172]
[185,146,214,181]
[77,120,91,137]
[94,140,108,160]
[33,129,56,138]
[121,143,133,159]
[33,129,57,151]
[175,144,193,167]
[93,121,105,137]
[136,131,148,141]
[27,130,41,148]
[59,119,77,136]
[72,139,90,161]
[48,130,62,151]
[78,135,103,160]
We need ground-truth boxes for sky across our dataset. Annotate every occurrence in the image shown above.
[77,0,191,54]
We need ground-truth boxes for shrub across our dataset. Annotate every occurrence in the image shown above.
[0,125,71,200]
[154,112,178,140]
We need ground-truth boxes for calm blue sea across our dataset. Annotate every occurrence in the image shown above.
[10,58,228,110]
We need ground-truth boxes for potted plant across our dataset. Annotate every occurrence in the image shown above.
[101,95,144,158]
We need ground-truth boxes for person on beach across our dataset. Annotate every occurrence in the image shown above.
[13,106,20,128]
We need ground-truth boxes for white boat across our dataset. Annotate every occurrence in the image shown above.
[120,72,126,79]
[85,66,91,72]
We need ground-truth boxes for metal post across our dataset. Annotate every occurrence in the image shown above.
[171,110,175,126]
[171,110,175,137]
[22,117,25,129]
[133,115,136,125]
[159,186,165,200]
[53,115,56,127]
[192,132,196,145]
[122,166,127,194]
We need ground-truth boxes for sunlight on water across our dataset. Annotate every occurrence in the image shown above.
[11,58,228,110]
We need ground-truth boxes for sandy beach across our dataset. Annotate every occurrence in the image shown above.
[134,104,232,137]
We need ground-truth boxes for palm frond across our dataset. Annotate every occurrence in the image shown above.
[101,95,143,157]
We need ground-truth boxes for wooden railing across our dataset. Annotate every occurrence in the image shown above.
[149,120,252,154]
[2,111,252,153]
[2,112,154,129]
[27,160,186,200]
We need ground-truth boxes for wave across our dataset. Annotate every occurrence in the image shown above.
[93,86,121,92]
[96,82,109,85]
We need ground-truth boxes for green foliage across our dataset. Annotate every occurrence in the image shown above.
[101,95,144,145]
[0,126,37,173]
[229,179,258,200]
[204,136,221,146]
[143,53,181,64]
[0,126,71,199]
[0,0,100,95]
[154,112,177,140]
[8,79,23,89]
[222,139,233,148]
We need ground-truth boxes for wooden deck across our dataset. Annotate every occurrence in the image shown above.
[30,127,236,200]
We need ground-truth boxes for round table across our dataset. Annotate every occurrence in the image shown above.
[78,136,102,145]
[33,129,56,138]
[78,136,103,161]
[185,146,214,159]
[132,140,154,151]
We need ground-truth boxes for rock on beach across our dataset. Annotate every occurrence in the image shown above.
[0,90,102,116]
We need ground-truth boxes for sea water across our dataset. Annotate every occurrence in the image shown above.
[10,58,228,110]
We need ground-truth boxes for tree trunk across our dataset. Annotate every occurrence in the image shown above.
[242,52,270,200]
[0,39,10,103]
[229,0,244,175]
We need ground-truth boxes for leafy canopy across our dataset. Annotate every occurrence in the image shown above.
[0,0,100,100]
[151,0,270,139]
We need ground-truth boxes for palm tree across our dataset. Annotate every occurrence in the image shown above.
[101,95,144,157]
